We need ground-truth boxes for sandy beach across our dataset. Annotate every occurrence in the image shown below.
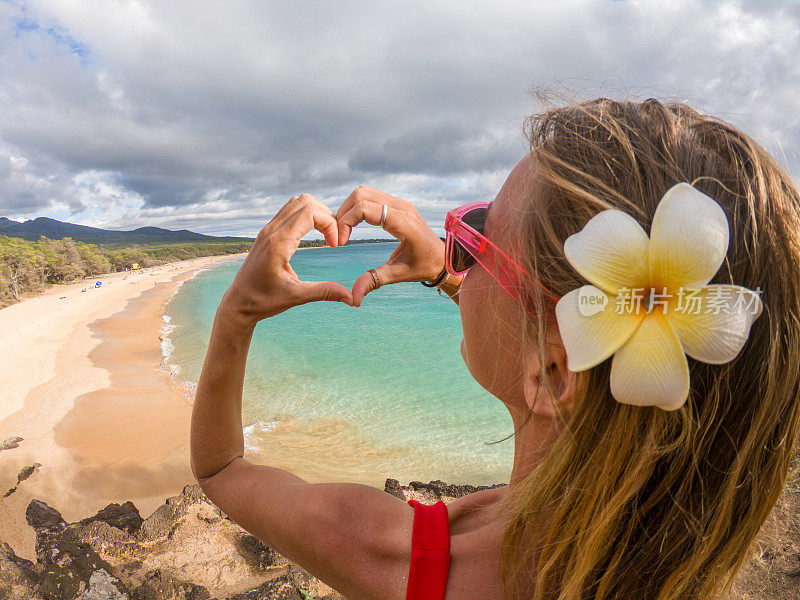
[0,254,246,562]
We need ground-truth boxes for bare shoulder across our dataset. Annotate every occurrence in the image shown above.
[446,486,509,600]
[446,485,508,532]
[454,484,509,507]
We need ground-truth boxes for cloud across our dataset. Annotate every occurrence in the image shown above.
[0,0,799,237]
[349,120,522,176]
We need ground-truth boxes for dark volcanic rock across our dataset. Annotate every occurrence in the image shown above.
[129,568,212,600]
[0,541,42,600]
[25,499,66,531]
[7,484,344,599]
[16,463,41,483]
[383,478,405,499]
[0,435,23,451]
[228,578,301,600]
[4,462,43,498]
[396,478,507,502]
[79,501,144,535]
[234,533,282,571]
[31,513,127,600]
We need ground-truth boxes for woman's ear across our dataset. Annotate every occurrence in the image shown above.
[523,339,576,418]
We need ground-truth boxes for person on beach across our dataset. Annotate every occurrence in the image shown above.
[190,97,800,600]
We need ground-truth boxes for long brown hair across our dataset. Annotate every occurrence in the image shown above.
[499,94,800,599]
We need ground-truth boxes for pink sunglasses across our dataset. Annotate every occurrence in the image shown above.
[444,202,559,323]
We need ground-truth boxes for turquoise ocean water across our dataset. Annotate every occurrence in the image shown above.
[165,242,513,486]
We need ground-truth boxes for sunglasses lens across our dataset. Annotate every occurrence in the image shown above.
[452,207,487,272]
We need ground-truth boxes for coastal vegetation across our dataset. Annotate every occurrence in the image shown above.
[0,234,252,307]
[0,234,393,308]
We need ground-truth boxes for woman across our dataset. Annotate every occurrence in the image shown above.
[190,97,800,600]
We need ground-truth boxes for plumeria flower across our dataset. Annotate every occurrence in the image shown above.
[554,182,763,410]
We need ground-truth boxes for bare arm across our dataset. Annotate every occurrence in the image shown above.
[190,194,415,600]
[189,307,252,481]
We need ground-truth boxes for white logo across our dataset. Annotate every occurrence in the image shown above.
[578,286,608,316]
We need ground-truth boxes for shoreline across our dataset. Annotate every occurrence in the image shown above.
[0,253,246,561]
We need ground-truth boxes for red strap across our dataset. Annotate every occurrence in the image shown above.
[406,499,451,600]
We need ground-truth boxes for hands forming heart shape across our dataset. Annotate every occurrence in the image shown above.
[219,186,451,326]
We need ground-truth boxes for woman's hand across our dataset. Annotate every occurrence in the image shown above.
[336,185,451,306]
[219,194,354,326]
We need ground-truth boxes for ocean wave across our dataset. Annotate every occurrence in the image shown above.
[160,304,189,401]
[242,420,280,453]
[181,379,197,399]
[160,338,175,362]
[159,257,245,402]
[159,314,177,365]
[160,272,202,399]
[170,280,185,298]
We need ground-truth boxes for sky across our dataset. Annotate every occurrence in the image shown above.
[1,0,799,238]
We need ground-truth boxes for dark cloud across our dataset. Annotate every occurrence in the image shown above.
[0,1,798,236]
[349,121,522,176]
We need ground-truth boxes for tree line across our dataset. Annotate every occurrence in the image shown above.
[0,235,253,308]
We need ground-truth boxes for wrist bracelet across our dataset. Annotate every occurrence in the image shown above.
[421,266,449,288]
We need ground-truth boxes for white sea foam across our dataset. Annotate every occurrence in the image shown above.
[159,313,176,364]
[160,256,239,375]
[160,275,197,396]
[170,280,185,298]
[242,420,280,453]
[160,300,186,397]
[160,338,175,362]
[181,379,197,399]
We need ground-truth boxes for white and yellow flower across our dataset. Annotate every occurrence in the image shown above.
[554,182,763,410]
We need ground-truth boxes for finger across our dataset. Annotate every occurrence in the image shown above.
[335,186,411,242]
[337,185,414,217]
[254,196,299,241]
[287,196,340,247]
[271,195,302,225]
[294,280,354,306]
[337,200,383,246]
[351,262,409,307]
[288,193,336,220]
[338,200,409,245]
[335,186,381,221]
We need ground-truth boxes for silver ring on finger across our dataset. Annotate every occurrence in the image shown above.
[380,204,388,229]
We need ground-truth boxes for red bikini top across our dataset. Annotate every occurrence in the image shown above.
[406,499,451,600]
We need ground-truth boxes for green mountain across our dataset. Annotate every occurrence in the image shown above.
[0,216,253,244]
